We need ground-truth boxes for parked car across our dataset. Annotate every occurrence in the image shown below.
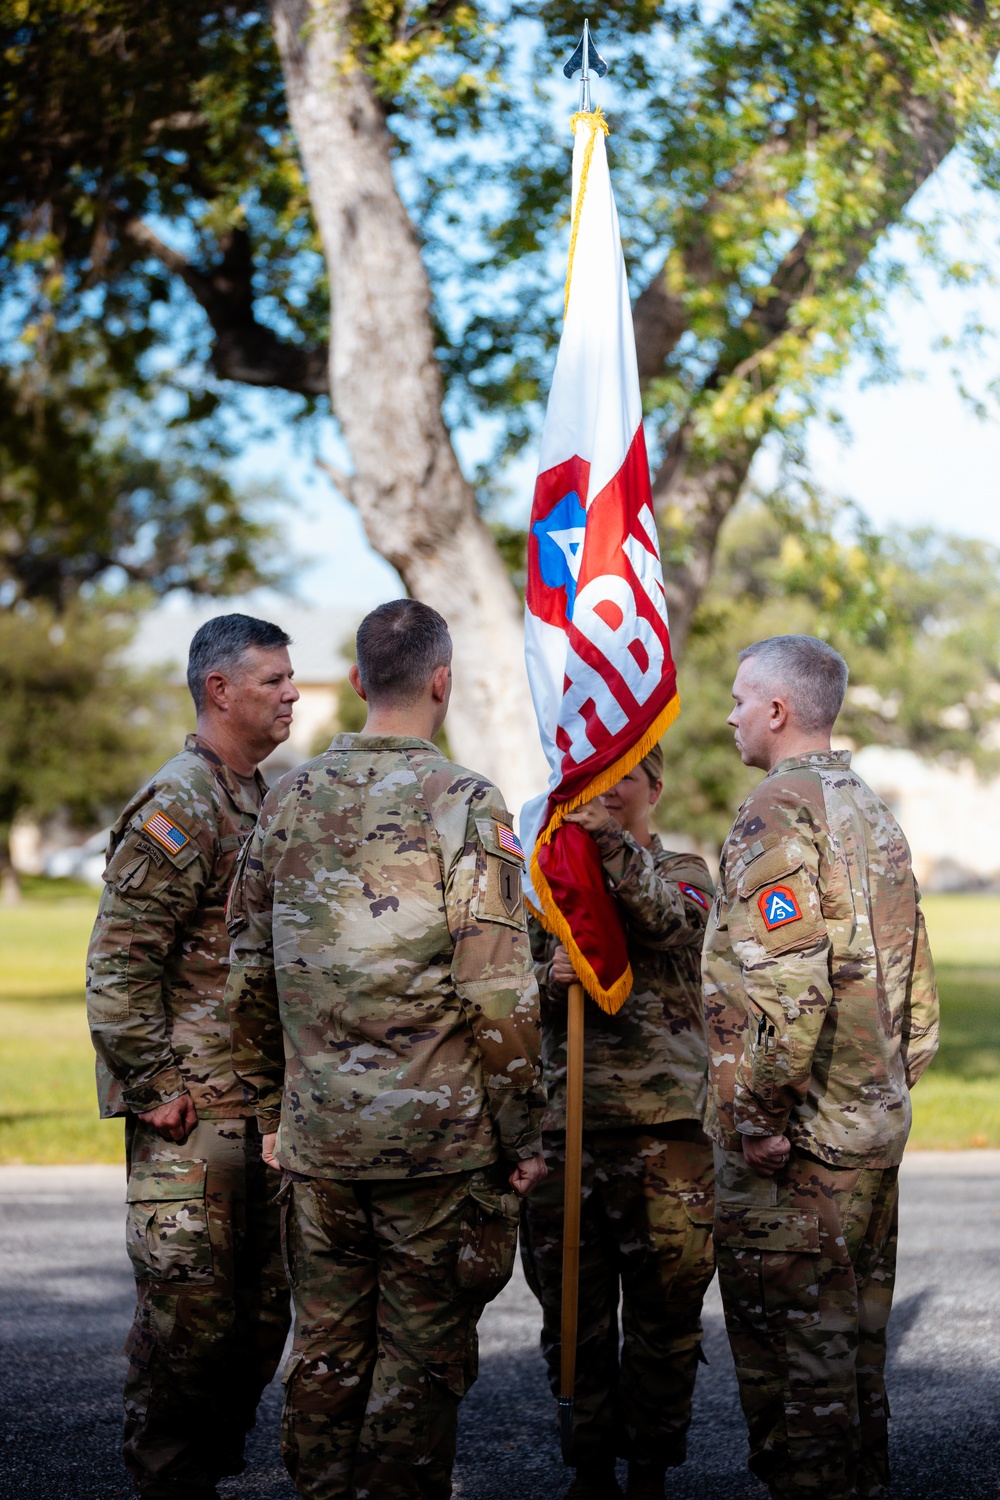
[44,829,111,887]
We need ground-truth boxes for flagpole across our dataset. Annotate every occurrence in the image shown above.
[558,978,585,1461]
[554,21,609,1467]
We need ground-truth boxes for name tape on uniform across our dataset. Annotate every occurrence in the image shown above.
[142,810,191,857]
[495,823,525,861]
[758,884,802,931]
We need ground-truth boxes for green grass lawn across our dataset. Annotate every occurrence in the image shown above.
[0,882,996,1162]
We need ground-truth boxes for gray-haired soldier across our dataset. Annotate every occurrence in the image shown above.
[703,634,939,1500]
[87,614,299,1500]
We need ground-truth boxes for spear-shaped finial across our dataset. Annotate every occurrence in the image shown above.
[563,19,608,112]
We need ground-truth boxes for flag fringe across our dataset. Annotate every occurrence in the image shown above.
[564,108,610,316]
[528,689,681,1016]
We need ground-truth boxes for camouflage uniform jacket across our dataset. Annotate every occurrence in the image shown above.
[533,828,714,1131]
[702,749,939,1169]
[224,733,546,1180]
[86,734,265,1119]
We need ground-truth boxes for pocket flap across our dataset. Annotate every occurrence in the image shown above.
[715,1205,820,1254]
[468,1182,521,1222]
[126,1159,208,1203]
[738,843,802,897]
[474,817,525,866]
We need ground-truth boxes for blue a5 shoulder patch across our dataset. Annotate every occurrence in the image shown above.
[758,884,802,931]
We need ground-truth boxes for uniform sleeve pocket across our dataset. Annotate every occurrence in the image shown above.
[125,1160,214,1284]
[471,819,527,931]
[455,1175,521,1296]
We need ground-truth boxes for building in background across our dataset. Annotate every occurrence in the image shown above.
[13,602,1000,891]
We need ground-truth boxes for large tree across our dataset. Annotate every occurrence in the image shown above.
[4,2,999,807]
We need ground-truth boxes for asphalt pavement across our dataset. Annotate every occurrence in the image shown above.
[0,1153,997,1499]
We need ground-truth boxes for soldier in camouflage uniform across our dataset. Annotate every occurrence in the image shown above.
[521,745,716,1500]
[703,635,939,1500]
[224,599,547,1500]
[87,614,298,1500]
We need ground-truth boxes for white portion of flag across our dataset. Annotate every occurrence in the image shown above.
[537,119,642,496]
[524,115,646,817]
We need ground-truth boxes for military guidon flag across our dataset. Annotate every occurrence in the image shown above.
[521,106,679,1013]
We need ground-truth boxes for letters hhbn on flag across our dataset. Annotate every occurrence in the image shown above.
[521,108,679,1013]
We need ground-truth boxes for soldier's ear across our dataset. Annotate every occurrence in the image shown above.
[769,695,791,732]
[203,669,231,714]
[348,664,368,701]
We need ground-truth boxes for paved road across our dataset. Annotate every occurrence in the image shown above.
[0,1154,997,1499]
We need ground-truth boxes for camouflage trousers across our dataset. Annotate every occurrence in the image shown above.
[519,1124,715,1467]
[122,1116,290,1498]
[714,1146,900,1500]
[279,1161,520,1500]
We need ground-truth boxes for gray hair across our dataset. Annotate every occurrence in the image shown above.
[738,635,848,733]
[355,599,452,705]
[186,614,291,713]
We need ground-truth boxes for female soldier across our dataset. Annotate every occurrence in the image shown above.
[521,746,715,1500]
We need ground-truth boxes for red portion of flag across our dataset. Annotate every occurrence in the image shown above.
[535,823,629,1001]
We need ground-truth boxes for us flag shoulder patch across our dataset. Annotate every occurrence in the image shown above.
[495,822,525,862]
[142,810,191,857]
[679,882,710,910]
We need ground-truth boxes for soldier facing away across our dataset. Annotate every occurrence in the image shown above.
[224,598,547,1500]
[703,634,939,1500]
[521,746,716,1500]
[86,614,299,1499]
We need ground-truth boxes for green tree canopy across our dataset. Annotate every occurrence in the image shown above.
[659,494,1000,847]
[0,596,186,896]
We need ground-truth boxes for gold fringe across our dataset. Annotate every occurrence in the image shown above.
[564,108,610,318]
[529,689,681,1016]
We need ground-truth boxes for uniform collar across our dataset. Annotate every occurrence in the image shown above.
[325,732,439,752]
[184,733,267,812]
[769,748,852,777]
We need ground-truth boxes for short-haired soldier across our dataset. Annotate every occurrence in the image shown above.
[703,635,939,1500]
[225,599,547,1500]
[87,614,298,1500]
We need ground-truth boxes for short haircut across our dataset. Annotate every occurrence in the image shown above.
[738,635,848,733]
[355,599,452,705]
[187,614,291,713]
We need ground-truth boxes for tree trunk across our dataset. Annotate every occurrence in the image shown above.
[269,0,548,814]
[0,829,21,906]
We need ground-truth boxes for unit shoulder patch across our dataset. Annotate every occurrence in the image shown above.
[679,882,711,911]
[758,883,803,931]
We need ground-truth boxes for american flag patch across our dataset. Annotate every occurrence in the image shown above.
[495,823,525,861]
[142,810,191,857]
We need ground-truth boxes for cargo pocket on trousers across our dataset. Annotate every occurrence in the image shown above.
[455,1176,520,1298]
[125,1159,213,1283]
[715,1205,821,1331]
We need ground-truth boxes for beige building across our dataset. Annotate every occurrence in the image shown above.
[126,600,362,779]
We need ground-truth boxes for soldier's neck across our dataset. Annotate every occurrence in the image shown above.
[194,719,261,778]
[361,703,442,743]
[760,730,832,773]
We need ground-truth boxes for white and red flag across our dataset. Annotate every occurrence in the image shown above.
[521,108,679,1013]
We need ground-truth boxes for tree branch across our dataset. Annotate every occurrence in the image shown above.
[123,219,329,396]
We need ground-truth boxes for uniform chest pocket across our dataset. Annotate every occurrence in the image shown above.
[125,1160,214,1284]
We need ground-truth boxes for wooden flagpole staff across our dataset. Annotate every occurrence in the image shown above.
[555,22,609,1467]
[558,978,586,1461]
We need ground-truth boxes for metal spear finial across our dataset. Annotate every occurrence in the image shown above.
[563,19,608,112]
